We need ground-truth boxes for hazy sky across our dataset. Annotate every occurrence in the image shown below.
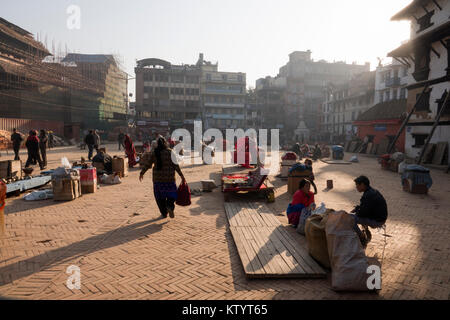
[2,0,412,100]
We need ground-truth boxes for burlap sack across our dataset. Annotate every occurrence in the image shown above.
[305,213,331,269]
[325,210,370,291]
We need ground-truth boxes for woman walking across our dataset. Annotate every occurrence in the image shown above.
[139,137,186,219]
[124,134,138,168]
[25,130,45,170]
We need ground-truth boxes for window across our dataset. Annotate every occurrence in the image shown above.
[385,90,390,101]
[413,46,431,81]
[447,40,450,76]
[222,74,227,81]
[237,75,243,82]
[206,74,211,81]
[412,134,428,148]
[417,11,434,33]
[436,90,450,116]
[416,89,432,112]
[393,89,398,100]
[379,92,384,103]
[403,67,408,77]
[400,88,406,99]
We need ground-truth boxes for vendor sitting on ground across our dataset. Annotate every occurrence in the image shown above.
[287,179,316,228]
[351,176,388,248]
[312,144,322,160]
[304,159,318,194]
[92,149,113,175]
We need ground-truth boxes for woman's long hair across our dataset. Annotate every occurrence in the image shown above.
[155,137,168,170]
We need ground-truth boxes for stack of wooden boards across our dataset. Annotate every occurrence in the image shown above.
[0,160,22,181]
[224,201,326,279]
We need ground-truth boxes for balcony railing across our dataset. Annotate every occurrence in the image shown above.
[385,77,401,87]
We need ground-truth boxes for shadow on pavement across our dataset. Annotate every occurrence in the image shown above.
[0,217,168,287]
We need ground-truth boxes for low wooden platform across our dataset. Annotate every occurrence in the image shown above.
[320,159,352,165]
[224,202,326,279]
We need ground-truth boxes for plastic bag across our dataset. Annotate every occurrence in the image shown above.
[297,207,312,235]
[176,182,191,206]
[349,156,359,163]
[61,157,72,169]
[24,190,54,201]
[325,211,372,291]
[312,202,327,215]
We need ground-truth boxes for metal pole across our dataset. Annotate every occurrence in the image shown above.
[387,84,429,154]
[417,90,450,164]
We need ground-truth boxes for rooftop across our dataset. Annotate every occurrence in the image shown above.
[356,99,407,122]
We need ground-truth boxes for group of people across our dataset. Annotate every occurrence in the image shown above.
[11,128,53,171]
[287,172,388,248]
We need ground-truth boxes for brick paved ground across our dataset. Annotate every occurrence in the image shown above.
[0,145,449,300]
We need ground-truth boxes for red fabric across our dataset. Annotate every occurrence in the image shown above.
[27,135,39,144]
[282,152,297,160]
[124,135,137,167]
[0,181,6,211]
[176,182,191,206]
[292,190,315,207]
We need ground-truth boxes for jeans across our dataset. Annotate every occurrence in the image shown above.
[353,215,385,238]
[87,144,94,160]
[155,197,175,216]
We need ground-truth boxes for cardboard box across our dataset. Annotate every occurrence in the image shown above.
[112,157,128,178]
[52,171,82,201]
[0,160,22,180]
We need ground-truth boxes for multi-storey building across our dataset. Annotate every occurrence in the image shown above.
[197,54,246,131]
[322,71,375,143]
[278,50,370,139]
[388,0,450,160]
[374,60,409,105]
[61,54,128,132]
[135,58,202,133]
[255,76,287,130]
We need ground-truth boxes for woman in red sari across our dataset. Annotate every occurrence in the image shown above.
[124,134,137,168]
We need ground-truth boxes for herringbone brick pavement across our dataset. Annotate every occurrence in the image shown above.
[0,146,449,299]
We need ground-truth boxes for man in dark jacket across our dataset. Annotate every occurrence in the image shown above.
[38,130,48,167]
[11,128,23,160]
[352,176,388,248]
[25,130,44,170]
[84,130,96,161]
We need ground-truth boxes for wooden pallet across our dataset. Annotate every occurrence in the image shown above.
[224,202,326,279]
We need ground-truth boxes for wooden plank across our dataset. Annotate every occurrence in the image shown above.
[224,203,239,227]
[245,226,287,275]
[243,205,264,227]
[224,202,326,278]
[229,202,245,227]
[236,202,252,227]
[229,226,255,273]
[432,142,447,165]
[240,226,277,275]
[230,226,265,275]
[248,202,281,227]
[272,227,325,276]
[366,142,373,155]
[259,226,306,275]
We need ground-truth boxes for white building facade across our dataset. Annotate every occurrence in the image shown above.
[389,0,450,162]
[374,60,409,105]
